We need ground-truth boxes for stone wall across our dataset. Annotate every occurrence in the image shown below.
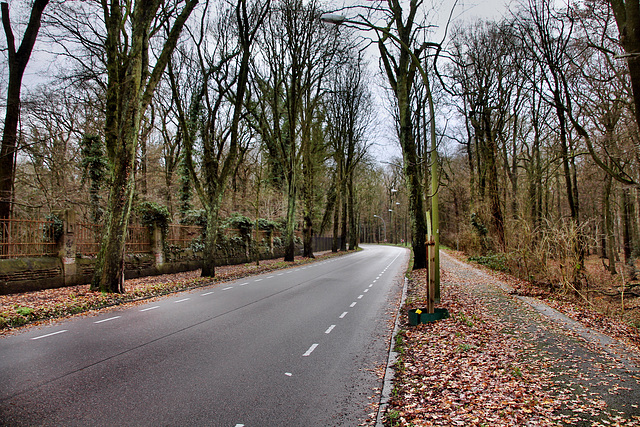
[0,210,305,295]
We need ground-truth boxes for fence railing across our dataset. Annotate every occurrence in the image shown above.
[0,218,59,259]
[76,223,102,256]
[0,216,305,259]
[167,225,203,248]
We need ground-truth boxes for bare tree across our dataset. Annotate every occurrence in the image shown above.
[170,0,269,277]
[251,0,339,261]
[0,0,49,219]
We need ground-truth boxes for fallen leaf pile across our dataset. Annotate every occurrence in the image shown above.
[385,253,640,426]
[387,275,559,426]
[0,252,340,334]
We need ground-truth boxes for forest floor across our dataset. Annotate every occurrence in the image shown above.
[0,250,341,334]
[385,250,640,426]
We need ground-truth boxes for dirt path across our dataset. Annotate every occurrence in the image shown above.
[385,251,640,426]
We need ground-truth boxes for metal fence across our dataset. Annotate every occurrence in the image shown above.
[76,222,102,256]
[167,225,203,248]
[0,218,59,258]
[0,217,308,259]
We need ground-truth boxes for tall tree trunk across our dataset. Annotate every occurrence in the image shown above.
[284,171,297,261]
[603,172,616,274]
[92,0,198,292]
[0,0,49,219]
[348,178,358,250]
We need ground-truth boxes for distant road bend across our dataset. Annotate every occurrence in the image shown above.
[0,244,409,426]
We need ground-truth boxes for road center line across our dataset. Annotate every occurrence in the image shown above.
[364,289,369,293]
[140,306,160,311]
[31,330,68,340]
[350,302,357,307]
[277,273,284,276]
[267,276,274,279]
[357,295,364,299]
[201,291,215,296]
[369,284,373,288]
[223,286,234,290]
[339,311,348,318]
[94,316,121,324]
[174,298,190,303]
[325,325,336,334]
[303,343,319,357]
[254,279,263,282]
[239,282,249,286]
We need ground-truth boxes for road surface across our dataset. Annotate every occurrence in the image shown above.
[0,245,409,426]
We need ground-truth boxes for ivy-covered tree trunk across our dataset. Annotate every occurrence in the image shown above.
[347,178,358,250]
[378,0,429,269]
[202,207,221,277]
[92,0,198,293]
[284,171,297,261]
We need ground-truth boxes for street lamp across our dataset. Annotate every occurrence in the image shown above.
[322,12,440,297]
[373,214,386,243]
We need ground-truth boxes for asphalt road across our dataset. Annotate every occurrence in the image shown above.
[0,244,409,426]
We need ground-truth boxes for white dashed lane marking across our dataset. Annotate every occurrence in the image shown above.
[140,306,160,311]
[201,291,214,296]
[325,325,336,334]
[31,330,68,340]
[223,287,234,290]
[174,298,190,303]
[94,316,121,324]
[350,302,357,307]
[303,343,319,357]
[339,311,348,318]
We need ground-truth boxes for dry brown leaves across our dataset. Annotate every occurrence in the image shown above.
[387,277,559,426]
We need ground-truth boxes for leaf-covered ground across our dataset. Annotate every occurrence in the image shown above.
[0,252,341,334]
[385,251,640,426]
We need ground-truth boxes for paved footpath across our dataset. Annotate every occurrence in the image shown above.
[442,252,640,425]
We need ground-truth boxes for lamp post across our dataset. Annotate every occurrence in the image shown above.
[373,214,386,243]
[322,12,440,296]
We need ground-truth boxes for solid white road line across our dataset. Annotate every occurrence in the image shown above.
[339,311,348,318]
[140,306,160,312]
[303,343,319,357]
[31,330,68,340]
[325,325,336,334]
[94,316,121,324]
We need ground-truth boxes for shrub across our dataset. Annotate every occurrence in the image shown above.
[45,214,64,243]
[468,253,508,272]
[135,201,170,232]
[224,213,254,236]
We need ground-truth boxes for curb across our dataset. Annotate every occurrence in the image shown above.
[375,275,409,427]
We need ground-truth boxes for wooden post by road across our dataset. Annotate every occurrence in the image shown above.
[426,238,436,313]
